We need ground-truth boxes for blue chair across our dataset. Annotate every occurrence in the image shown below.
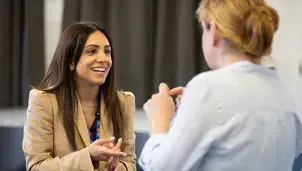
[293,154,302,171]
[0,127,25,171]
[134,131,149,171]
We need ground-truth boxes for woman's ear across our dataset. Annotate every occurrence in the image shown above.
[210,21,220,47]
[70,61,75,71]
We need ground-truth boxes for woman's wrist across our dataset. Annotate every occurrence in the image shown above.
[87,145,94,161]
[151,117,170,135]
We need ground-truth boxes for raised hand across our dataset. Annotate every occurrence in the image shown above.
[88,138,127,162]
[169,86,184,107]
[143,83,176,135]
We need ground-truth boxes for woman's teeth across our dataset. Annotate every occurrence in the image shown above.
[92,68,105,72]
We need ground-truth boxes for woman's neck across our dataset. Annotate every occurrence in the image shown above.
[74,78,99,106]
[219,53,261,68]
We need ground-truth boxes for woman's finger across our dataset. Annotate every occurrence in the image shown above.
[110,157,119,170]
[113,138,123,151]
[94,138,114,146]
[110,150,120,170]
[109,142,115,149]
[159,83,170,95]
[169,86,184,96]
[102,147,127,157]
[177,94,182,100]
[103,143,111,149]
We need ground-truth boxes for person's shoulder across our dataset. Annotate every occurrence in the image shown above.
[29,88,56,100]
[187,68,232,89]
[117,90,135,106]
[27,89,57,115]
[117,91,136,120]
[192,68,231,81]
[184,69,228,99]
[117,90,135,101]
[187,70,218,87]
[118,91,135,98]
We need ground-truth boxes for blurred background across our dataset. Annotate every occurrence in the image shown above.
[0,0,302,170]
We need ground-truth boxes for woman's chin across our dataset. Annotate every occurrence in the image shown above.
[90,78,106,86]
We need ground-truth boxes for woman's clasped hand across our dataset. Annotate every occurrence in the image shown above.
[88,137,126,171]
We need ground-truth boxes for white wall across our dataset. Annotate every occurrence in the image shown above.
[44,0,302,119]
[266,0,302,118]
[44,0,63,70]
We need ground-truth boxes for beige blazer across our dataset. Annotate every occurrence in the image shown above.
[22,89,136,171]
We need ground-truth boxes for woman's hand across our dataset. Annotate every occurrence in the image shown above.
[88,138,127,162]
[104,138,124,171]
[143,83,176,135]
[169,86,184,108]
[104,150,124,171]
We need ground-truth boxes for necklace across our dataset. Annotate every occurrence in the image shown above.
[81,103,97,108]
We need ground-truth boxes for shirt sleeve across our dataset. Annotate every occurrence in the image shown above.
[138,77,224,171]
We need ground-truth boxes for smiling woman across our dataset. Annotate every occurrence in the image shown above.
[22,22,136,171]
[73,31,113,86]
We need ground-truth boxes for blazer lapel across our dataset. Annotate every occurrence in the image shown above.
[73,92,113,146]
[99,94,113,139]
[74,94,91,147]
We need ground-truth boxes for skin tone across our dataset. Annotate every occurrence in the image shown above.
[144,20,262,135]
[143,83,176,135]
[71,30,124,170]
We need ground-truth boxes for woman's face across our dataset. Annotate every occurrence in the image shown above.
[73,30,112,86]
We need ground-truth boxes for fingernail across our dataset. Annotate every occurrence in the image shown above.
[110,136,115,140]
[122,153,127,157]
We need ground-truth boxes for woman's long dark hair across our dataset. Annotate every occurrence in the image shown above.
[35,21,124,150]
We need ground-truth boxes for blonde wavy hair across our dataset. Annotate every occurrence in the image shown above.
[196,0,279,58]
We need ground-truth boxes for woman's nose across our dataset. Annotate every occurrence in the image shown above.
[96,53,108,62]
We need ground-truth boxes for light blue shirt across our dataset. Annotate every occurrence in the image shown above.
[139,61,302,171]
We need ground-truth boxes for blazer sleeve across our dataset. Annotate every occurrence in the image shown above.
[22,89,95,171]
[118,92,137,171]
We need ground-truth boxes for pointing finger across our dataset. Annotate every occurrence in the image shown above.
[159,83,170,95]
[113,138,123,151]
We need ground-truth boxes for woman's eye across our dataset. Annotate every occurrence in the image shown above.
[104,49,112,56]
[86,49,97,55]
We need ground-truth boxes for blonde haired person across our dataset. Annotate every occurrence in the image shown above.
[139,0,302,171]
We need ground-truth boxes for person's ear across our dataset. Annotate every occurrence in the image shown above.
[209,21,220,47]
[70,61,75,71]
